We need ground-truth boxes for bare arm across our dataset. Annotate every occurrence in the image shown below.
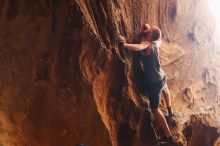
[124,42,150,51]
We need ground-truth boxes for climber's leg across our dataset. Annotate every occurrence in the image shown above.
[151,108,172,137]
[145,77,173,143]
[162,86,175,116]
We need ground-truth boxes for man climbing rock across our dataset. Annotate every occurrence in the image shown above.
[118,27,174,144]
[134,24,175,118]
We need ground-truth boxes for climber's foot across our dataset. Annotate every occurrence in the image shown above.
[164,116,175,126]
[168,107,175,117]
[157,136,174,145]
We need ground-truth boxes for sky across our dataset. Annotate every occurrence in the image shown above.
[207,0,220,32]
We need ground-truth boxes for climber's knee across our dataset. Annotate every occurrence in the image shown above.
[151,108,159,114]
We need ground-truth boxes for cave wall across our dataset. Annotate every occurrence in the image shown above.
[0,0,220,146]
[0,0,110,146]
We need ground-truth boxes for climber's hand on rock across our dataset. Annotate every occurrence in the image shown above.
[117,35,128,63]
[118,35,126,49]
[118,35,126,43]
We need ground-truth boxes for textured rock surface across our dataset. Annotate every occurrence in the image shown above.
[0,0,220,146]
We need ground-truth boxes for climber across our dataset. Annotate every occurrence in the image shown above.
[118,27,174,144]
[134,24,175,117]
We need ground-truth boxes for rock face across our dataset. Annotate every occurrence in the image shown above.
[0,0,220,146]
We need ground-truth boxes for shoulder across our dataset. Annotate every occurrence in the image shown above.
[152,40,162,49]
[152,42,158,50]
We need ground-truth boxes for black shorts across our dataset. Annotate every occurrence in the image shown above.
[144,77,167,109]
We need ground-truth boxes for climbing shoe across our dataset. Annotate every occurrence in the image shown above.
[168,107,175,117]
[158,136,174,144]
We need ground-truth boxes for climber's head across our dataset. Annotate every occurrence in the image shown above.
[143,27,161,42]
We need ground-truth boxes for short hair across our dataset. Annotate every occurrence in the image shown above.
[151,27,162,41]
